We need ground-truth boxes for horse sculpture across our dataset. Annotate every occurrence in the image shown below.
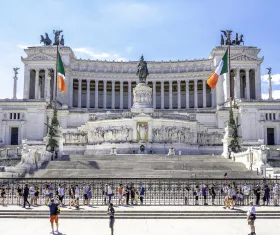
[231,33,244,45]
[40,33,52,46]
[136,55,149,83]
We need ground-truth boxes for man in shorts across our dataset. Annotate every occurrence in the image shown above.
[48,198,60,234]
[107,203,115,235]
[247,201,256,235]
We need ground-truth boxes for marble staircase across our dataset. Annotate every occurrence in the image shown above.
[29,154,260,178]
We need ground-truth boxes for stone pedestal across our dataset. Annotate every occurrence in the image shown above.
[131,83,154,113]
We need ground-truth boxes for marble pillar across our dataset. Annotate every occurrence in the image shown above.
[256,66,261,100]
[112,81,115,109]
[202,80,206,108]
[87,79,90,108]
[78,79,82,108]
[103,80,107,109]
[153,81,156,109]
[177,80,181,109]
[95,80,99,109]
[169,81,173,109]
[128,81,132,108]
[120,81,123,109]
[161,81,164,109]
[194,80,198,108]
[23,65,30,99]
[186,80,189,109]
[235,68,241,99]
[246,69,250,100]
[35,69,39,99]
[13,75,18,99]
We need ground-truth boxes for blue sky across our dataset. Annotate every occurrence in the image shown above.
[0,0,279,99]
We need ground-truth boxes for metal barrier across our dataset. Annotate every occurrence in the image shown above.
[0,178,279,206]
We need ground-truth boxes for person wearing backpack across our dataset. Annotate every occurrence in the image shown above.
[48,198,61,234]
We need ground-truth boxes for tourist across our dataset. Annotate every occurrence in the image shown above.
[202,184,208,205]
[29,184,35,206]
[87,186,93,207]
[48,198,61,234]
[232,185,237,208]
[263,184,270,206]
[75,185,80,208]
[194,185,199,205]
[107,203,115,235]
[45,185,50,205]
[17,185,23,205]
[222,184,229,209]
[126,183,131,205]
[226,185,233,209]
[23,184,30,208]
[254,185,261,206]
[69,186,75,209]
[103,184,108,205]
[139,183,145,205]
[247,201,256,235]
[34,186,39,206]
[184,187,189,205]
[237,190,244,206]
[273,183,279,206]
[122,186,127,205]
[131,184,135,205]
[49,183,54,199]
[134,189,139,205]
[107,184,113,204]
[1,187,6,206]
[209,184,216,205]
[242,183,251,206]
[58,184,65,206]
[118,184,123,206]
[83,184,89,206]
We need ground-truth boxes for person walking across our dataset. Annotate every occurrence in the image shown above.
[17,185,23,206]
[273,183,279,206]
[107,184,113,204]
[263,184,270,206]
[83,184,89,206]
[254,185,261,206]
[107,203,115,235]
[58,184,65,206]
[29,184,35,206]
[247,201,256,235]
[87,186,93,207]
[118,184,123,206]
[139,183,145,205]
[202,184,208,205]
[242,183,251,206]
[210,184,216,205]
[48,198,60,234]
[23,184,30,208]
[34,186,39,206]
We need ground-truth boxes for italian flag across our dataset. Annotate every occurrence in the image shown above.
[207,48,228,90]
[57,51,66,92]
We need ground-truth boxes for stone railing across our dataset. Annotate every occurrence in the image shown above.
[0,147,22,158]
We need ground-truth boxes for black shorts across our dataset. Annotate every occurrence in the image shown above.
[58,196,64,201]
[109,217,115,228]
[203,195,206,199]
[84,194,88,200]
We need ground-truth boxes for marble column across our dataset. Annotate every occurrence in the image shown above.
[153,81,156,109]
[13,75,18,99]
[161,81,164,109]
[245,69,250,100]
[23,65,30,99]
[78,79,82,108]
[120,81,123,109]
[68,76,73,107]
[255,66,261,100]
[186,80,189,109]
[128,81,132,108]
[46,69,51,103]
[211,87,216,107]
[169,81,173,109]
[111,81,115,109]
[86,79,90,108]
[43,69,47,99]
[103,80,107,109]
[35,69,39,99]
[177,80,181,109]
[202,80,206,108]
[194,80,198,108]
[95,80,99,109]
[235,68,240,99]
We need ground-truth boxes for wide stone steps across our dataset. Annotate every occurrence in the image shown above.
[0,210,280,219]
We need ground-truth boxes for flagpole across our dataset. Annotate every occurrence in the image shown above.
[55,44,58,110]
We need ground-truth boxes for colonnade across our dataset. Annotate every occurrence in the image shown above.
[71,79,215,109]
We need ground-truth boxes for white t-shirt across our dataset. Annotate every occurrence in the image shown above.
[75,188,80,198]
[273,186,279,195]
[247,205,256,216]
[29,186,35,195]
[107,186,112,195]
[242,186,250,195]
[58,187,64,196]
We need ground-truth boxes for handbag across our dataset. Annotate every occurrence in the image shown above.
[249,214,256,220]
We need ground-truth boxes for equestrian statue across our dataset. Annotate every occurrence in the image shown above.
[136,55,149,83]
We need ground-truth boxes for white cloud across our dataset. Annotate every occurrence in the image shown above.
[262,90,280,99]
[261,74,280,85]
[73,47,127,61]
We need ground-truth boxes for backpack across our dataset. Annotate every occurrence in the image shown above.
[56,205,61,215]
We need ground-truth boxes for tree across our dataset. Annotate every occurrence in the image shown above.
[45,108,59,151]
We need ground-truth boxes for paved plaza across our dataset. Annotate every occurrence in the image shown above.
[0,218,279,235]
